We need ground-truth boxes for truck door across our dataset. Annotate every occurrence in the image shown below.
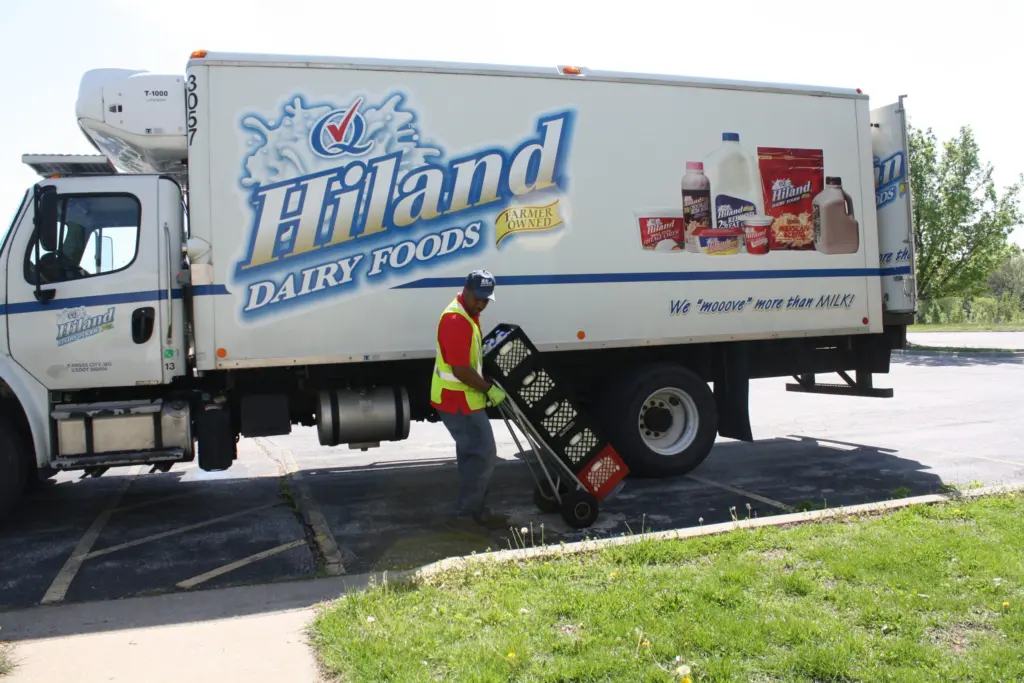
[5,175,166,390]
[871,97,917,315]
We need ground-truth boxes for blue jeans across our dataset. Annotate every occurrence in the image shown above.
[438,409,497,518]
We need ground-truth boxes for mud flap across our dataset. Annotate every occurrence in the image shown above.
[714,341,753,442]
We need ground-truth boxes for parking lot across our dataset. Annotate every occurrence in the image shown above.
[1,350,1022,612]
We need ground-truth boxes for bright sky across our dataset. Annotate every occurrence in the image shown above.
[2,0,1022,248]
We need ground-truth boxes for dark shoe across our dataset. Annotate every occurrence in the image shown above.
[473,510,512,531]
[444,515,488,535]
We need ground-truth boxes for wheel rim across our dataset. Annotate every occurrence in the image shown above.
[573,501,591,519]
[637,387,699,456]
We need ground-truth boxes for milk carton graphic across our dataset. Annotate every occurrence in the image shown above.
[705,132,764,229]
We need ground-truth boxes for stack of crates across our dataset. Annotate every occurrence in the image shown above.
[482,323,629,500]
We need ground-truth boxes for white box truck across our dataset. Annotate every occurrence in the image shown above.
[0,50,917,518]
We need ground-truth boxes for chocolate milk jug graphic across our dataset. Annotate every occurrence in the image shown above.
[681,161,711,252]
[812,176,859,254]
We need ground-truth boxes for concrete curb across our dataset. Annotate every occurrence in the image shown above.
[393,481,1024,582]
[898,346,1024,358]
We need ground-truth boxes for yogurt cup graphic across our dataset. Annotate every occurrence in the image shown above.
[741,216,773,255]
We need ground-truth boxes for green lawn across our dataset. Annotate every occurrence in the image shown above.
[311,494,1024,682]
[0,643,11,677]
[909,323,1024,332]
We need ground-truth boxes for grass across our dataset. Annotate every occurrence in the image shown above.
[311,494,1024,682]
[0,642,12,677]
[909,322,1024,332]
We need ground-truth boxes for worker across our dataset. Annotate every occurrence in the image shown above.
[430,269,511,534]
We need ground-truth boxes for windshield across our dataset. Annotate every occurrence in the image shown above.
[0,189,30,259]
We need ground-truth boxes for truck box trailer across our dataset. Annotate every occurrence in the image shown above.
[0,50,916,518]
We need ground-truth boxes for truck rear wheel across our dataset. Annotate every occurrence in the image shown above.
[599,364,717,478]
[0,415,30,520]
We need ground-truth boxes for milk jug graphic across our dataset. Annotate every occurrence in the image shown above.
[812,176,860,254]
[705,132,764,229]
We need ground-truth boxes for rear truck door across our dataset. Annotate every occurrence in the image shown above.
[5,175,168,390]
[871,96,917,317]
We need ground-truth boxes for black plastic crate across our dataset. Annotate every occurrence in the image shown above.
[483,324,609,475]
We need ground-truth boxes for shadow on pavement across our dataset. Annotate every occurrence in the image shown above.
[895,352,1024,368]
[0,433,951,641]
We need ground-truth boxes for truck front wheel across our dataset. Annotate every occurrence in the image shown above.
[599,364,718,478]
[0,415,30,520]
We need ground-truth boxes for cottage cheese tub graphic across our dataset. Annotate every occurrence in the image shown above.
[693,227,745,256]
[634,209,685,252]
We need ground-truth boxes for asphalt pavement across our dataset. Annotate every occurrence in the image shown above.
[1,345,1021,615]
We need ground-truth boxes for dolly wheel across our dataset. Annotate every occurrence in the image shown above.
[559,489,600,529]
[532,480,562,514]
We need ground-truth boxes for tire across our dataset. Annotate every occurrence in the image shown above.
[0,415,30,521]
[599,363,718,478]
[196,403,236,472]
[532,480,563,514]
[559,489,600,529]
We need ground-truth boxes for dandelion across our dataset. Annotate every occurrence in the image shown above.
[609,571,618,579]
[507,651,516,659]
[365,616,376,624]
[1003,601,1010,608]
[521,527,528,535]
[641,639,651,648]
[676,663,692,679]
[519,608,530,614]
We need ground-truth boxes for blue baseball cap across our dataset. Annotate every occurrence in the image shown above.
[466,269,497,301]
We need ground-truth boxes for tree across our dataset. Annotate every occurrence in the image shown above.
[907,125,1023,301]
[989,252,1024,307]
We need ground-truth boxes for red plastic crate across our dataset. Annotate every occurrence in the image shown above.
[578,444,629,500]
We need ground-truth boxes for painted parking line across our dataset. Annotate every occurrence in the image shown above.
[175,539,308,590]
[281,448,346,576]
[964,454,1024,468]
[686,474,797,513]
[41,466,142,605]
[83,503,279,560]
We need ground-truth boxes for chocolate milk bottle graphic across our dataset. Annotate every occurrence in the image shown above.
[681,161,711,252]
[812,176,859,254]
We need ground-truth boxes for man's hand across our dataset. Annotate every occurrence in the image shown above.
[486,383,507,406]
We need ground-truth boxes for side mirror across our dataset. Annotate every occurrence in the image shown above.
[35,186,60,252]
[101,236,114,272]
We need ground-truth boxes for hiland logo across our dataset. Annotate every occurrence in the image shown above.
[873,151,906,209]
[56,306,115,347]
[234,93,576,322]
[770,178,812,209]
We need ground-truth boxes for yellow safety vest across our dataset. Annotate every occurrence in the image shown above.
[430,296,487,411]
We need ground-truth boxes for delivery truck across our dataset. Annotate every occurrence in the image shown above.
[0,50,917,519]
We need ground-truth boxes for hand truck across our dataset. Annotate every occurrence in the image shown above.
[482,323,629,529]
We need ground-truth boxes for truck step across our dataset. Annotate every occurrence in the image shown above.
[52,448,187,471]
[785,371,894,399]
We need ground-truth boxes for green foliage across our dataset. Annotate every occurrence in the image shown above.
[989,253,1024,307]
[908,125,1023,301]
[918,294,1024,325]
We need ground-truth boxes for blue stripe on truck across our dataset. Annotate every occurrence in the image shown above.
[0,266,911,314]
[392,266,914,288]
